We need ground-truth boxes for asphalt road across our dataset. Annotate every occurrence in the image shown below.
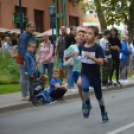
[1,88,134,134]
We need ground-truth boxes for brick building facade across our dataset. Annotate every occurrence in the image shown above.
[0,0,83,33]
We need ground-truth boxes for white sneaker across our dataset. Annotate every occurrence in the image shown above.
[120,80,125,83]
[124,80,130,83]
[21,96,29,101]
[72,88,78,92]
[68,88,77,93]
[121,80,129,83]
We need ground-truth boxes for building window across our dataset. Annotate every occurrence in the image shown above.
[69,16,79,27]
[15,6,27,29]
[34,10,44,32]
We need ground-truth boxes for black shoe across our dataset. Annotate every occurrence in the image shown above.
[29,97,32,101]
[101,112,109,122]
[102,83,107,86]
[32,97,39,106]
[42,99,46,104]
[108,82,113,85]
[58,98,64,103]
[117,81,121,84]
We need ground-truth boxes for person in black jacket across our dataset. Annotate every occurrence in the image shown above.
[65,26,76,49]
[11,32,19,46]
[65,26,77,89]
[108,27,121,84]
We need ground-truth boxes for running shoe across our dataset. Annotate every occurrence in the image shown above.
[82,102,85,112]
[82,102,93,112]
[115,81,121,85]
[83,104,91,118]
[101,112,109,122]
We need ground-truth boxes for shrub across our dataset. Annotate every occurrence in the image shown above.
[0,50,20,84]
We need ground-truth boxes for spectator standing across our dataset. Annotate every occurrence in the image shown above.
[16,21,36,101]
[108,28,121,84]
[1,37,11,51]
[54,26,69,83]
[120,36,132,83]
[36,34,54,83]
[65,26,77,89]
[100,30,113,86]
[24,42,38,105]
[129,37,134,78]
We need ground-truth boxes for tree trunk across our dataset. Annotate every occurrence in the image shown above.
[127,1,134,73]
[95,0,107,32]
[128,0,134,44]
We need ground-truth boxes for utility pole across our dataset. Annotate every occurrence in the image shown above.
[19,0,24,34]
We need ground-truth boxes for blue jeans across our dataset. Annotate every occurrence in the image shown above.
[58,57,64,68]
[132,63,134,70]
[39,63,53,82]
[58,57,68,68]
[68,65,74,88]
[82,75,102,100]
[35,90,50,103]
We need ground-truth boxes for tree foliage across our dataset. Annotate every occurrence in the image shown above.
[81,0,134,43]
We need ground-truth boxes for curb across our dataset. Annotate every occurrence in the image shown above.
[0,83,134,114]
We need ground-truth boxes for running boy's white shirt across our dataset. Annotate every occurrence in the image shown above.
[100,38,112,59]
[81,51,95,64]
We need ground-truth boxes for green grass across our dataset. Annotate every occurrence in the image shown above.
[0,84,20,95]
[0,82,50,95]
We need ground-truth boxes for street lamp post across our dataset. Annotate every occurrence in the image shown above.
[49,4,55,47]
[111,17,115,27]
[19,0,24,34]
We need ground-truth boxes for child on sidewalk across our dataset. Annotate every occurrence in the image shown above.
[79,26,108,122]
[24,42,38,105]
[49,69,67,102]
[34,75,50,103]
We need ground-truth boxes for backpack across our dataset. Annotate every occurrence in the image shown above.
[33,78,44,95]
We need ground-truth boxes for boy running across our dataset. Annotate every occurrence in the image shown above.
[79,26,108,122]
[65,30,86,109]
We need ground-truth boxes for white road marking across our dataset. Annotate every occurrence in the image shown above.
[106,122,134,134]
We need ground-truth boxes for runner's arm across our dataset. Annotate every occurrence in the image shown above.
[91,57,104,66]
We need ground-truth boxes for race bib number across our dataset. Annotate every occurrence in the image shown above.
[81,51,95,64]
